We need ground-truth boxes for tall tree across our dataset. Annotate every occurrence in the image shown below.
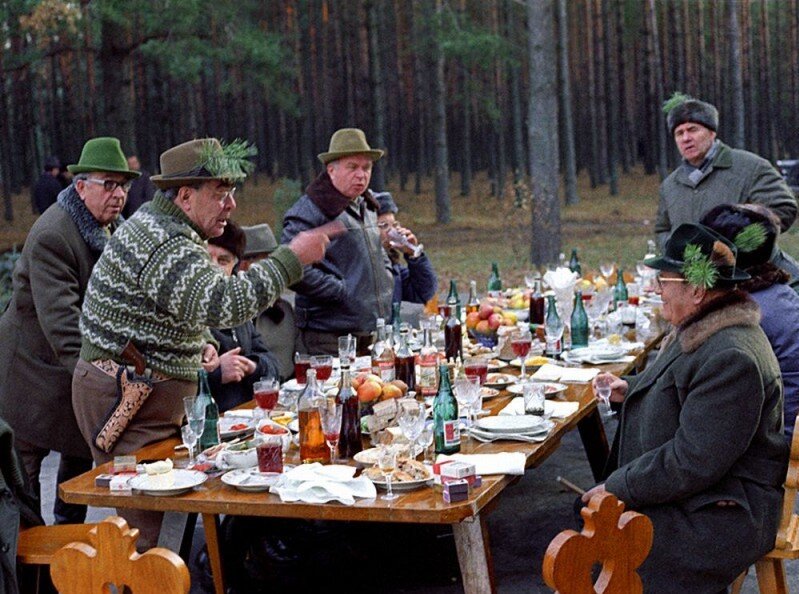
[728,0,745,148]
[557,0,578,204]
[432,0,450,224]
[602,0,618,196]
[367,0,387,191]
[527,0,560,266]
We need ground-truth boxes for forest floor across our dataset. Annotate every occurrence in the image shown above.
[4,166,799,288]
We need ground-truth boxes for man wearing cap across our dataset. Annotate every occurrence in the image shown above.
[656,93,797,252]
[0,137,138,524]
[583,223,788,593]
[240,224,297,381]
[281,128,394,355]
[375,191,437,307]
[73,138,331,545]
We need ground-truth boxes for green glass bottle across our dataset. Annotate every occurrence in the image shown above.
[614,268,628,308]
[570,291,589,348]
[568,249,582,276]
[391,301,401,326]
[545,295,563,358]
[487,262,502,294]
[447,279,461,321]
[434,364,460,454]
[196,369,220,450]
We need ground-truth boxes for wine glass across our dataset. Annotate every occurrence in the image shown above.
[397,399,426,458]
[511,330,533,379]
[594,375,615,418]
[419,422,435,465]
[599,262,615,280]
[454,376,480,437]
[181,425,198,467]
[183,396,205,461]
[319,400,343,464]
[337,334,356,368]
[377,445,399,501]
[524,271,540,290]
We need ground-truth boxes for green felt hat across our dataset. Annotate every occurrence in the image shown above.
[317,128,384,165]
[67,137,140,178]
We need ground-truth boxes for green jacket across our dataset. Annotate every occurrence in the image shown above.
[656,141,797,248]
[605,291,788,593]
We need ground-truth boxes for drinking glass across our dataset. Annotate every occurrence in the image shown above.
[377,446,399,501]
[310,355,334,382]
[511,330,533,379]
[524,271,540,290]
[419,422,435,465]
[181,425,198,467]
[397,399,426,458]
[594,375,615,417]
[337,334,356,368]
[253,377,279,420]
[454,376,481,436]
[599,262,615,280]
[463,357,489,385]
[294,353,311,384]
[256,433,284,473]
[522,382,546,416]
[183,397,205,461]
[319,400,343,464]
[545,318,565,359]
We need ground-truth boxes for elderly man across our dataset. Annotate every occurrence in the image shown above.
[241,224,297,381]
[72,138,332,545]
[281,128,394,356]
[656,94,797,249]
[583,223,789,593]
[0,137,139,524]
[374,191,437,307]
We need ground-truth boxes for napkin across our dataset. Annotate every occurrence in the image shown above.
[543,267,579,324]
[270,463,377,505]
[499,397,579,419]
[223,409,253,419]
[531,364,599,383]
[436,452,526,475]
[531,364,564,381]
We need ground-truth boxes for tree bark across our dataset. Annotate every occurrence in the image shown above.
[728,0,745,148]
[432,0,450,224]
[367,0,387,191]
[557,0,578,204]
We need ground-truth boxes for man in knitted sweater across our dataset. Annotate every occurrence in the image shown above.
[72,138,332,546]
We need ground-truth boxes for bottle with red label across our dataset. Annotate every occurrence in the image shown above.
[433,364,460,454]
[371,321,395,382]
[418,325,439,397]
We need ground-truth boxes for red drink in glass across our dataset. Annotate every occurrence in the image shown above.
[313,364,333,381]
[628,295,640,306]
[294,359,311,384]
[438,304,451,318]
[511,338,532,359]
[256,442,283,473]
[254,388,279,410]
[464,361,489,385]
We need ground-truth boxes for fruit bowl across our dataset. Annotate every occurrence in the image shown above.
[468,327,498,348]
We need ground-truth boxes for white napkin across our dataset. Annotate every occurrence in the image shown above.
[499,397,579,419]
[270,463,377,505]
[530,364,598,383]
[531,364,564,381]
[224,409,253,418]
[437,452,526,475]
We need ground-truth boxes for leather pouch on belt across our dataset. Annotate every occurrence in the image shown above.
[93,365,153,454]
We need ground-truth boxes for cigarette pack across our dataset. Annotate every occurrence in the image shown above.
[440,461,476,479]
[443,489,469,503]
[442,479,470,503]
[109,473,135,492]
[111,455,137,474]
[433,459,455,475]
[94,473,114,488]
[442,474,482,488]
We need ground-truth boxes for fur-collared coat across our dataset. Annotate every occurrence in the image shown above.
[0,186,118,458]
[605,291,789,594]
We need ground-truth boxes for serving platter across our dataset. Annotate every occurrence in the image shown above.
[129,469,207,496]
[506,382,568,397]
[221,467,283,492]
[475,415,548,434]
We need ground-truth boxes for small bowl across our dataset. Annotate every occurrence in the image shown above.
[217,441,258,469]
[255,420,292,453]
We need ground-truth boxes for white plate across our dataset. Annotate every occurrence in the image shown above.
[353,445,418,465]
[487,359,508,371]
[221,467,283,492]
[483,373,516,389]
[129,469,207,496]
[480,387,500,399]
[218,417,255,440]
[569,346,627,360]
[506,382,568,397]
[475,415,549,434]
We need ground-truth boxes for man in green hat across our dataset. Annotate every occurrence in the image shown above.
[72,137,334,546]
[281,128,394,355]
[583,223,788,593]
[0,136,138,525]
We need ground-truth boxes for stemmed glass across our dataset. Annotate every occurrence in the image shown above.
[524,271,540,290]
[337,334,356,368]
[377,445,398,501]
[419,422,435,465]
[183,396,205,464]
[511,330,533,379]
[397,399,426,458]
[454,376,481,437]
[585,289,612,338]
[599,262,615,281]
[180,425,199,467]
[594,375,615,418]
[319,400,343,464]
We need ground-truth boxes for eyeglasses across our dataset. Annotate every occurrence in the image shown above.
[654,273,688,291]
[84,178,132,193]
[210,187,236,202]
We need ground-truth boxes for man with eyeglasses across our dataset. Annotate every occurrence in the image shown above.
[73,138,333,547]
[583,223,788,593]
[0,137,139,525]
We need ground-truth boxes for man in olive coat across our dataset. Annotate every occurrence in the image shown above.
[0,137,139,523]
[584,224,789,593]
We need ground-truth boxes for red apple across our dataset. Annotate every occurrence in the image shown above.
[479,303,494,320]
[488,313,503,330]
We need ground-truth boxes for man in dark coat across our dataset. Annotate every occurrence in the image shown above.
[0,137,139,524]
[121,155,155,218]
[31,156,64,215]
[584,223,789,593]
[205,221,280,411]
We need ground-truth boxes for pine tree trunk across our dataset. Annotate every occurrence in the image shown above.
[592,0,608,185]
[603,0,618,196]
[585,0,600,188]
[728,0,745,148]
[368,0,387,191]
[558,0,578,204]
[646,0,667,179]
[432,0,450,224]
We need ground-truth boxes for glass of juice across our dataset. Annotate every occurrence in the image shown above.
[463,357,489,385]
[253,377,280,416]
[511,330,533,379]
[294,353,311,384]
[310,355,334,382]
[256,432,284,473]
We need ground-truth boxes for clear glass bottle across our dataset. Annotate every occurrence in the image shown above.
[465,280,480,315]
[196,369,220,450]
[335,366,362,459]
[433,364,460,454]
[372,323,395,382]
[545,295,563,358]
[418,326,439,397]
[298,369,330,464]
[570,291,589,349]
[529,279,545,325]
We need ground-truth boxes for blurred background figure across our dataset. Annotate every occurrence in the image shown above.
[121,154,156,218]
[240,223,297,381]
[32,155,63,214]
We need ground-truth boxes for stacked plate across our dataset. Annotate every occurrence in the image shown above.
[562,345,628,365]
[470,415,554,443]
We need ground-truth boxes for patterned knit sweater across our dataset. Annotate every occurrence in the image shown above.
[79,193,303,380]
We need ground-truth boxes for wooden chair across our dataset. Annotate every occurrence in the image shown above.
[49,516,190,594]
[542,491,653,594]
[17,522,97,593]
[730,417,799,594]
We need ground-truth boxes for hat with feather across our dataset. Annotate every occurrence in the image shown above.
[151,138,256,189]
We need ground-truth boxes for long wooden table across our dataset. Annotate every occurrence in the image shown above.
[60,342,660,594]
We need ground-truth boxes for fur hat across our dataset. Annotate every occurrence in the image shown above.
[208,220,245,260]
[317,128,384,165]
[373,191,398,216]
[645,223,749,288]
[663,92,719,136]
[241,223,278,258]
[67,137,140,179]
[700,204,780,269]
[151,138,256,189]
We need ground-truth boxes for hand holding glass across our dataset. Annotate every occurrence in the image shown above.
[594,375,615,417]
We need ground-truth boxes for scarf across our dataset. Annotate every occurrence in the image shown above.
[56,184,119,254]
[305,171,380,219]
[685,139,720,187]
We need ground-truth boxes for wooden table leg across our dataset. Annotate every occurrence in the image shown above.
[577,408,610,482]
[453,513,496,594]
[202,514,225,594]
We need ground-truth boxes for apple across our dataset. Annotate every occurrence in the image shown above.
[380,384,403,400]
[466,311,480,329]
[488,313,503,330]
[475,320,491,334]
[479,303,494,320]
[357,380,382,403]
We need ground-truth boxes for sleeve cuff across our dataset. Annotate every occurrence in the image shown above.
[268,246,304,286]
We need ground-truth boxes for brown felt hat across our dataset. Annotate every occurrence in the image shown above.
[151,138,253,189]
[317,128,384,165]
